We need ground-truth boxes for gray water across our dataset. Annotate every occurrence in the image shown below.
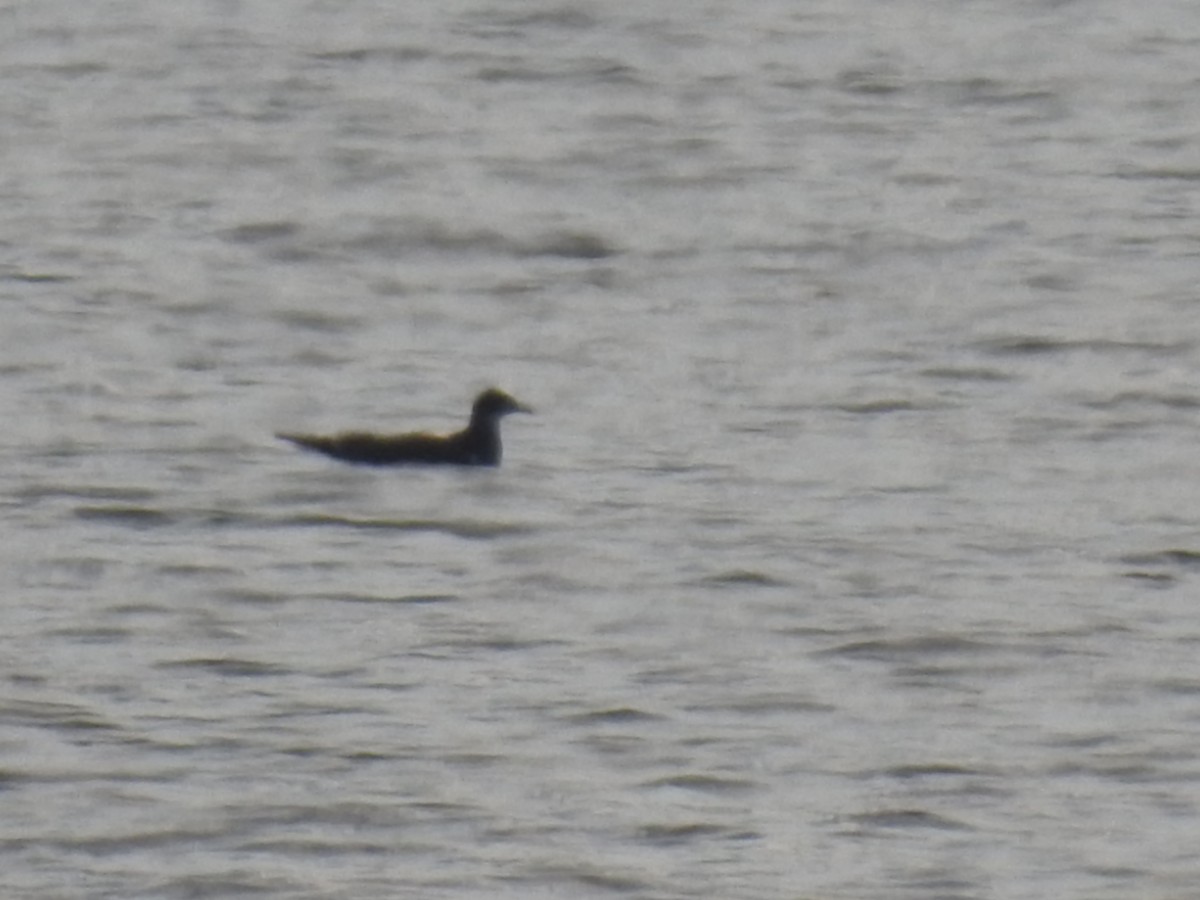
[4,1,1200,897]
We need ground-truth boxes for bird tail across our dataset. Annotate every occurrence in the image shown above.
[276,432,328,453]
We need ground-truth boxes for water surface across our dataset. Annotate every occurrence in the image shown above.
[4,1,1200,898]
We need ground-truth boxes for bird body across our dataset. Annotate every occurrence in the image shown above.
[277,388,531,467]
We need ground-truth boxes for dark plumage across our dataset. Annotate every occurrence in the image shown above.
[277,388,531,467]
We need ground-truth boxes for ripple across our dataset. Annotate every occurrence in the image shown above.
[317,592,460,605]
[702,693,835,715]
[636,822,749,845]
[307,45,432,64]
[277,513,536,539]
[0,698,122,734]
[270,308,364,333]
[976,335,1191,357]
[919,365,1012,383]
[832,398,936,415]
[18,484,159,504]
[337,216,619,260]
[46,626,133,643]
[1120,549,1200,570]
[218,220,302,243]
[643,774,758,795]
[518,230,618,259]
[1,270,74,283]
[880,763,990,779]
[73,505,174,527]
[698,569,788,588]
[847,809,971,831]
[566,707,664,725]
[155,658,293,678]
[1153,678,1200,696]
[1081,390,1200,410]
[820,635,997,661]
[1114,165,1200,181]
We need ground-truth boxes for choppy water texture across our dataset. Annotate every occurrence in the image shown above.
[4,1,1200,897]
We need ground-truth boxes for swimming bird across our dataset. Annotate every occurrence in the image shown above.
[277,388,532,467]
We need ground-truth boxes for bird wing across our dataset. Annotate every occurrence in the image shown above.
[277,430,470,465]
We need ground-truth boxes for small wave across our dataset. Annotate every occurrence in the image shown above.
[518,230,618,259]
[837,67,905,96]
[308,45,432,64]
[73,505,174,527]
[132,871,291,897]
[278,513,535,539]
[0,698,121,734]
[941,77,1060,108]
[217,220,327,263]
[566,707,664,725]
[217,588,292,606]
[155,658,293,678]
[832,398,933,415]
[53,826,229,855]
[820,635,997,661]
[71,506,535,540]
[469,7,599,31]
[425,636,568,653]
[879,763,990,779]
[342,218,506,256]
[1152,678,1200,696]
[1,270,74,283]
[19,484,158,504]
[47,626,133,644]
[637,822,744,844]
[643,774,758,795]
[919,366,1012,383]
[699,569,787,588]
[1082,390,1200,411]
[1120,548,1200,569]
[270,308,363,334]
[557,868,649,894]
[1121,570,1177,587]
[1114,165,1200,181]
[340,217,618,260]
[847,809,971,831]
[1118,549,1200,587]
[976,335,1190,357]
[218,220,302,243]
[474,60,639,88]
[314,592,459,605]
[703,694,834,716]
